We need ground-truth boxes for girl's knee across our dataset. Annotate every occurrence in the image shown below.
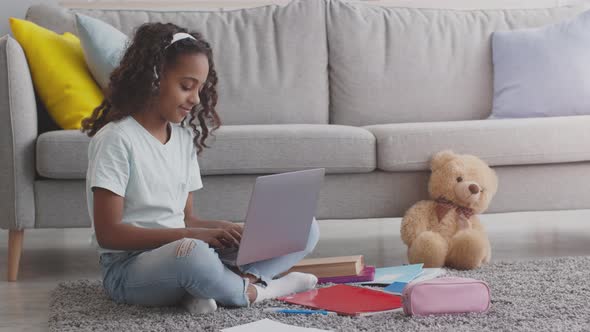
[172,238,203,258]
[173,239,223,277]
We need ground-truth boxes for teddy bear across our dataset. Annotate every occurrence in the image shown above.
[400,150,498,270]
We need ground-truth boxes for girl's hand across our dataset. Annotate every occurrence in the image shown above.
[213,220,244,236]
[186,228,241,249]
[212,221,242,247]
[199,219,243,236]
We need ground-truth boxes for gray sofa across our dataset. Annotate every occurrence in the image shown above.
[3,0,590,281]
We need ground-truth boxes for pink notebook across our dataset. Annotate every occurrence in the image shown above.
[317,265,375,284]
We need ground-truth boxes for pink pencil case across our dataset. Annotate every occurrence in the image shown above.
[402,277,491,316]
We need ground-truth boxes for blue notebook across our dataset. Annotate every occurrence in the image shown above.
[360,264,423,285]
[382,267,445,294]
[383,282,408,294]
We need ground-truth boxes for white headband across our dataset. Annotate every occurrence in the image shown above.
[154,33,197,81]
[165,32,196,49]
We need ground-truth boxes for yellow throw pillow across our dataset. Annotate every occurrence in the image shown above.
[9,18,103,129]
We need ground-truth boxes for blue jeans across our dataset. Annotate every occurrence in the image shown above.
[99,219,319,308]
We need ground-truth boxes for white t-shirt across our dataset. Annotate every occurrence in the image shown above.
[86,116,203,254]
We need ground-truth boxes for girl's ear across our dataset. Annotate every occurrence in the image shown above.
[430,150,456,171]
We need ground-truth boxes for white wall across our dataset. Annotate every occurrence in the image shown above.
[0,0,59,37]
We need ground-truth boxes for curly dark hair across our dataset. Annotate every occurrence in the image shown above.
[81,22,220,154]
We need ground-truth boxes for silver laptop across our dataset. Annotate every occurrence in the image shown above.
[217,168,325,266]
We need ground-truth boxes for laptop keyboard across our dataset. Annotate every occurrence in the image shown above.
[216,247,239,260]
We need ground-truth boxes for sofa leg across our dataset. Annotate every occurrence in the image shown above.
[7,229,24,282]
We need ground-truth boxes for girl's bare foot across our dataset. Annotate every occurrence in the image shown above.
[247,284,258,303]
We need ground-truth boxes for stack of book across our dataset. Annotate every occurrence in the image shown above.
[287,255,445,288]
[287,255,376,284]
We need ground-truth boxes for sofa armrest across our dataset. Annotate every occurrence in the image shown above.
[0,35,37,230]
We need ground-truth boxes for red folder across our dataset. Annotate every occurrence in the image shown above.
[277,284,403,316]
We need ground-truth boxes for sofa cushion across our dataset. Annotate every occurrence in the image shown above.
[36,124,375,179]
[9,18,103,129]
[75,13,128,90]
[26,0,329,125]
[196,125,375,175]
[327,1,588,126]
[365,116,590,172]
[491,9,590,119]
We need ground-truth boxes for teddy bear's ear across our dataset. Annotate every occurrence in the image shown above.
[430,150,456,170]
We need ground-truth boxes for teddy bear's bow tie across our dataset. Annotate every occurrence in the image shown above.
[434,197,474,222]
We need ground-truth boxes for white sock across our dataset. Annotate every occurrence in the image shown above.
[181,295,217,314]
[253,272,318,303]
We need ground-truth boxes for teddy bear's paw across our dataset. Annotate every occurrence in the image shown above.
[446,230,488,270]
[408,231,448,268]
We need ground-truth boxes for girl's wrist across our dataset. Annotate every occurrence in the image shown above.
[200,219,220,228]
[189,218,216,228]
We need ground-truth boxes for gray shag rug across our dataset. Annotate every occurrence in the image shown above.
[49,256,590,332]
